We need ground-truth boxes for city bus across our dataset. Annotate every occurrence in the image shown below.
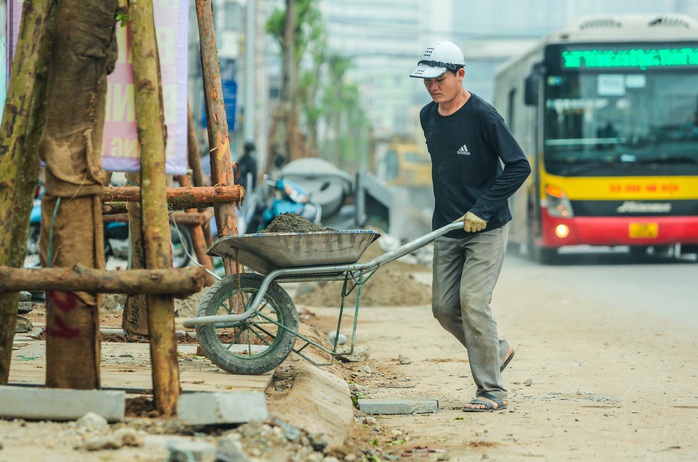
[494,14,698,262]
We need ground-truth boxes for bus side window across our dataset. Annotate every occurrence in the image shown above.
[546,108,560,139]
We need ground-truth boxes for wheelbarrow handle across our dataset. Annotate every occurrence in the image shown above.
[368,220,464,267]
[183,220,467,328]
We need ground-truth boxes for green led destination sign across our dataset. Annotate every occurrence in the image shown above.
[562,48,698,70]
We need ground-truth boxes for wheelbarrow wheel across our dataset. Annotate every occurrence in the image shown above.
[195,273,298,375]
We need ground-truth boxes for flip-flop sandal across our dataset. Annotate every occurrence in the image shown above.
[500,346,515,372]
[463,392,507,412]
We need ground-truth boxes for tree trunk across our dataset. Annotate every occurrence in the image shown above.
[39,0,117,390]
[282,0,305,161]
[266,0,306,166]
[121,173,149,336]
[130,0,180,416]
[0,0,57,385]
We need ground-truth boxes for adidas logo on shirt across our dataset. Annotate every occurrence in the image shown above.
[457,144,470,155]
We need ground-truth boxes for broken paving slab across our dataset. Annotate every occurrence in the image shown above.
[177,391,268,426]
[358,398,439,415]
[0,385,125,422]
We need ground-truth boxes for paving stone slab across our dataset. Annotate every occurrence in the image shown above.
[178,391,268,426]
[358,398,439,415]
[0,385,125,422]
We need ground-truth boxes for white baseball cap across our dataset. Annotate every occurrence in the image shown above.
[410,41,466,79]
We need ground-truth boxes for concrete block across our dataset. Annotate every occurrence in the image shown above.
[0,385,125,422]
[18,301,33,314]
[358,398,439,415]
[178,391,268,426]
[166,440,217,462]
[14,316,32,333]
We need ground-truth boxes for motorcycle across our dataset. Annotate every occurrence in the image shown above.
[25,183,195,269]
[244,174,324,234]
[102,218,194,269]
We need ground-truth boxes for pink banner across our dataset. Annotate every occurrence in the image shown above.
[9,1,188,174]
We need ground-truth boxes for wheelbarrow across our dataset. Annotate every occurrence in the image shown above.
[182,221,464,375]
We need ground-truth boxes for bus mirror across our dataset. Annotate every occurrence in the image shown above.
[524,62,545,107]
[524,73,539,106]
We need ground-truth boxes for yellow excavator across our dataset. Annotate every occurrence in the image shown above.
[358,136,434,240]
[375,138,432,189]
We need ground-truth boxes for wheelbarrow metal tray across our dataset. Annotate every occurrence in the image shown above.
[207,230,381,274]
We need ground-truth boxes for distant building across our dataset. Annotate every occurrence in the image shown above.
[321,0,454,139]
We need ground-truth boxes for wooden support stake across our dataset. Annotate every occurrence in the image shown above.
[103,201,128,215]
[187,105,214,247]
[0,0,57,385]
[103,209,214,226]
[177,174,217,286]
[130,0,179,416]
[102,185,243,208]
[0,265,205,297]
[186,105,208,195]
[196,0,240,277]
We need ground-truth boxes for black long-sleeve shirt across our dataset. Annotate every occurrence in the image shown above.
[420,93,531,239]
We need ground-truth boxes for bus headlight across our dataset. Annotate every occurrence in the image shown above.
[544,184,574,218]
[555,224,570,238]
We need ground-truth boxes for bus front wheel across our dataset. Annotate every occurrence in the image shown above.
[527,227,557,264]
[531,245,558,264]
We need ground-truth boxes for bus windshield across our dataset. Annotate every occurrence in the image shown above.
[543,71,698,176]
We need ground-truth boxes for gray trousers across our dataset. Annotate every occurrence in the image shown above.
[431,223,510,401]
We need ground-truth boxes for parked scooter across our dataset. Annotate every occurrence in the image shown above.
[244,174,324,233]
[25,183,194,269]
[102,219,194,269]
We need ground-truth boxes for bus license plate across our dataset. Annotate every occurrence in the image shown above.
[629,223,658,239]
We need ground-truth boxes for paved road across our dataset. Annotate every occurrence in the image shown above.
[506,249,698,327]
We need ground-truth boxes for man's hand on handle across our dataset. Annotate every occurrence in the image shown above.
[459,211,487,233]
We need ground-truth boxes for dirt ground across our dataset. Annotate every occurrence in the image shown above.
[3,238,434,462]
[296,259,698,461]
[6,236,698,461]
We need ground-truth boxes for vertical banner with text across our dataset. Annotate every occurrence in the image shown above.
[9,0,188,174]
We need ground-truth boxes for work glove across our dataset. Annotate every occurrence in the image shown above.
[460,211,487,233]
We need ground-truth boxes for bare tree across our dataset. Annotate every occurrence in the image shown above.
[265,0,323,170]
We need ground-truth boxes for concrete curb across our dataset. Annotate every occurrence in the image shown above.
[267,362,354,450]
